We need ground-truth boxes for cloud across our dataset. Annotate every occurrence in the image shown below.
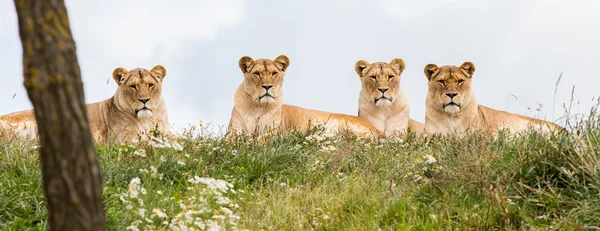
[66,0,246,61]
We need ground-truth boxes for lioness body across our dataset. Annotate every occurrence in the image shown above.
[227,55,378,138]
[355,59,424,137]
[423,62,561,136]
[0,66,170,143]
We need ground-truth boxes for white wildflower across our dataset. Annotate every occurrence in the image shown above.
[424,154,437,164]
[320,145,337,152]
[212,215,226,220]
[194,220,206,229]
[139,208,147,218]
[413,174,422,182]
[172,142,184,151]
[133,149,146,157]
[507,198,515,205]
[126,223,140,231]
[188,176,234,194]
[153,208,168,219]
[177,160,186,166]
[205,220,221,231]
[220,207,234,216]
[128,177,141,198]
[216,196,231,205]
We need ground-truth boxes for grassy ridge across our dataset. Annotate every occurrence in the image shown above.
[1,120,599,230]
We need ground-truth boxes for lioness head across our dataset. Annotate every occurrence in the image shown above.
[424,62,475,115]
[238,55,290,104]
[355,59,406,107]
[112,65,167,119]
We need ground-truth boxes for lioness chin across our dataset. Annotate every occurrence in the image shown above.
[423,62,563,136]
[0,65,171,144]
[227,55,378,139]
[355,58,424,137]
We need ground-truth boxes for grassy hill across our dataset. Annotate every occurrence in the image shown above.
[1,117,599,230]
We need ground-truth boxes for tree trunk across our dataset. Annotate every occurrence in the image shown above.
[13,0,106,230]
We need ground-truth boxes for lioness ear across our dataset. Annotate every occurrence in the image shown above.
[151,65,167,80]
[389,58,406,75]
[424,64,439,81]
[112,67,128,85]
[274,55,290,71]
[460,61,475,78]
[238,56,254,73]
[354,60,370,76]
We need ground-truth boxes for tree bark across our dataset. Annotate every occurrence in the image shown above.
[13,0,106,230]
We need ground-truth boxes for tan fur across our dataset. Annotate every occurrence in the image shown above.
[355,59,424,137]
[0,65,170,144]
[227,55,378,138]
[423,62,562,136]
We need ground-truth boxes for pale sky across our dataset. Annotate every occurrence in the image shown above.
[1,0,599,133]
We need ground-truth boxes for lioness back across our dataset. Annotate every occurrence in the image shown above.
[1,103,114,141]
[0,110,37,139]
[408,119,425,134]
[479,105,563,134]
[282,105,378,136]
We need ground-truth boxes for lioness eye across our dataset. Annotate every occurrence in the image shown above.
[370,76,377,80]
[458,79,464,84]
[272,72,278,76]
[388,75,394,80]
[253,72,260,77]
[438,80,445,85]
[129,85,136,90]
[149,84,155,89]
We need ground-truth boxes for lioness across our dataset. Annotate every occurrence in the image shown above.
[0,65,170,143]
[227,55,378,138]
[355,59,424,137]
[423,62,562,136]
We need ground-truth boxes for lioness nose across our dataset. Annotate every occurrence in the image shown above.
[138,98,150,104]
[378,87,389,93]
[262,84,273,91]
[446,92,458,98]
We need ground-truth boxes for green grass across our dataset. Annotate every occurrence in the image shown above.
[1,119,600,230]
